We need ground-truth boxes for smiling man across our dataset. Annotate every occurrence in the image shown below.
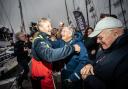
[31,18,80,89]
[61,26,89,89]
[81,17,128,89]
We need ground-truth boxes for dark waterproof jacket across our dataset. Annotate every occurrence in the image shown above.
[32,32,75,62]
[84,37,99,60]
[31,32,75,89]
[92,33,128,89]
[62,32,89,81]
[14,41,29,63]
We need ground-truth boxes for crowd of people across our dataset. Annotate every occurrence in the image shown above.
[13,14,128,89]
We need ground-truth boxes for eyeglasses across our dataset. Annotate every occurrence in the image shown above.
[97,36,103,41]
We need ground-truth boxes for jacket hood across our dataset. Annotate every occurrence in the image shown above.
[70,32,83,44]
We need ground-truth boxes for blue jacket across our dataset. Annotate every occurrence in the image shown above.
[62,32,89,81]
[32,32,75,62]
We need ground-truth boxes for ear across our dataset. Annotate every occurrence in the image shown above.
[70,31,74,37]
[113,31,119,38]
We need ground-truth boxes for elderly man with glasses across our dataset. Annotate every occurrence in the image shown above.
[81,17,128,89]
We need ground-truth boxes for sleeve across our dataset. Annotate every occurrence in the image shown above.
[69,42,89,81]
[51,39,65,48]
[34,39,75,62]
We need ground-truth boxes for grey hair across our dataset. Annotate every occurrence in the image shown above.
[15,32,25,41]
[67,26,75,37]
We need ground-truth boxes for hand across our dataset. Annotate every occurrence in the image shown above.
[73,44,80,53]
[81,72,91,80]
[81,64,94,79]
[24,47,28,51]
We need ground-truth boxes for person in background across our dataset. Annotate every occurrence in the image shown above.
[25,34,32,61]
[59,22,65,28]
[83,27,99,60]
[50,28,58,42]
[31,18,80,89]
[50,28,65,72]
[61,26,89,89]
[57,21,65,39]
[14,32,30,89]
[81,17,128,89]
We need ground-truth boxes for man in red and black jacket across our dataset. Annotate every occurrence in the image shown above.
[31,18,80,89]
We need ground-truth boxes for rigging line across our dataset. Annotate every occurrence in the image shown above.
[68,4,76,27]
[85,0,90,26]
[91,0,98,22]
[109,0,112,15]
[21,0,31,32]
[67,0,78,27]
[64,0,70,25]
[18,0,26,33]
[0,0,14,33]
[88,0,94,27]
[89,0,97,27]
[73,0,76,11]
[119,0,127,29]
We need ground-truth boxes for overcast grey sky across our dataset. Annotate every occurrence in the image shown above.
[0,0,128,33]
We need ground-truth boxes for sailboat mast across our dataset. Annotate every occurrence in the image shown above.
[64,0,70,25]
[18,0,26,32]
[73,0,75,10]
[119,0,127,28]
[109,0,111,15]
[85,0,89,26]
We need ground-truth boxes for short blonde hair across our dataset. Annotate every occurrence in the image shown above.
[15,32,25,40]
[37,18,49,30]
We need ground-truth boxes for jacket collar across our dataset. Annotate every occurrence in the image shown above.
[38,32,50,39]
[66,32,83,45]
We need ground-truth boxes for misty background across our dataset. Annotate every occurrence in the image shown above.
[0,0,128,33]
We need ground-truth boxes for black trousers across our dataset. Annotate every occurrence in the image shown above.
[30,77,42,89]
[17,60,29,87]
[83,75,106,89]
[61,69,83,89]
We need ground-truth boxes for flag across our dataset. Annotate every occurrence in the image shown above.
[73,11,86,32]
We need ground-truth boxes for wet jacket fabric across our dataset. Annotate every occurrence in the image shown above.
[14,40,30,72]
[14,40,30,87]
[84,37,99,60]
[32,32,74,62]
[31,32,75,89]
[62,32,89,81]
[14,41,29,63]
[84,33,128,89]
